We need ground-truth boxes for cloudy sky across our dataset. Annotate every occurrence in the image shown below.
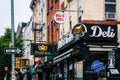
[0,0,32,36]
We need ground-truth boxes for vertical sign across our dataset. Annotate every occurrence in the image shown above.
[108,50,120,79]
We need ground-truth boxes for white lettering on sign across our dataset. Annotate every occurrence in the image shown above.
[54,53,71,63]
[57,24,116,50]
[89,26,115,38]
[6,50,15,52]
[5,48,22,54]
[110,69,120,74]
[108,51,115,68]
[57,31,74,50]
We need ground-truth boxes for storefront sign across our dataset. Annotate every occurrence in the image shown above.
[89,26,115,38]
[53,49,73,63]
[31,43,54,56]
[108,51,115,68]
[54,53,71,63]
[57,31,74,50]
[54,11,65,24]
[91,60,103,72]
[72,23,117,41]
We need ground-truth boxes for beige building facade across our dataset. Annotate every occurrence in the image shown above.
[60,0,120,41]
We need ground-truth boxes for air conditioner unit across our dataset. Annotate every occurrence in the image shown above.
[105,12,116,20]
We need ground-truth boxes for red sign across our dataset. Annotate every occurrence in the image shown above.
[54,11,65,24]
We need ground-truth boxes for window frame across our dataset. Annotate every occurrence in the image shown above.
[105,0,116,20]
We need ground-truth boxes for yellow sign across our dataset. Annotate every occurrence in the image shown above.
[34,44,51,55]
[73,25,83,34]
[15,57,29,69]
[38,45,47,51]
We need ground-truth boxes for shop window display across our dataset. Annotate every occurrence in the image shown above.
[86,51,108,80]
[74,61,83,80]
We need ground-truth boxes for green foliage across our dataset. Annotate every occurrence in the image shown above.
[0,28,23,80]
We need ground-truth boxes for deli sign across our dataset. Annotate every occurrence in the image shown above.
[72,23,117,41]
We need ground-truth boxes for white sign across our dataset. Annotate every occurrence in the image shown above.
[4,48,22,54]
[108,51,115,68]
[54,11,65,24]
[110,69,120,74]
[57,31,74,50]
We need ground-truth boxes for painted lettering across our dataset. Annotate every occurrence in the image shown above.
[89,25,115,38]
[57,31,74,50]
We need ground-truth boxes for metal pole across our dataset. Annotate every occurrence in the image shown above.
[11,0,15,80]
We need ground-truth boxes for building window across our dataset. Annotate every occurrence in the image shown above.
[78,0,82,23]
[61,1,67,10]
[47,26,50,43]
[61,1,65,10]
[55,0,58,3]
[50,0,54,9]
[74,61,83,80]
[70,20,72,30]
[106,0,116,2]
[43,0,45,7]
[64,61,68,79]
[78,16,81,23]
[51,0,54,5]
[32,21,35,30]
[105,0,116,20]
[47,0,50,12]
[51,21,54,43]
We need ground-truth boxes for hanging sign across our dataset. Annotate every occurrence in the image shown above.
[54,11,65,24]
[31,43,54,56]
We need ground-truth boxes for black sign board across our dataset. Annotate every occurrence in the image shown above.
[108,49,120,79]
[53,49,73,63]
[72,23,117,43]
[31,43,54,56]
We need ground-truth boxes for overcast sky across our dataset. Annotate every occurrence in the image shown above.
[0,0,32,36]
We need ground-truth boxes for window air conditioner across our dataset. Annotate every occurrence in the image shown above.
[105,12,116,20]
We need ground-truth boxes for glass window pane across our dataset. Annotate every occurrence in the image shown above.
[105,4,116,12]
[78,0,82,8]
[105,0,116,2]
